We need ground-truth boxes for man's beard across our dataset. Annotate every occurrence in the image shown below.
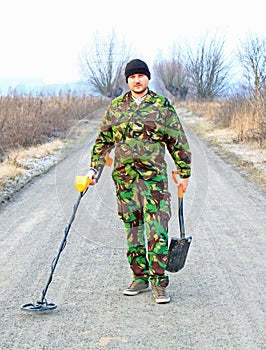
[132,85,147,96]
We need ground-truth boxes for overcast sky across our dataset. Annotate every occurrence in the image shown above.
[0,0,265,84]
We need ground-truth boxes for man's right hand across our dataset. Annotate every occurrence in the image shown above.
[87,169,97,185]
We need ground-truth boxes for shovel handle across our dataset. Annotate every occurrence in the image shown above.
[104,152,113,167]
[172,171,185,238]
[172,171,184,199]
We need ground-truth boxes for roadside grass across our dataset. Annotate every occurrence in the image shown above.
[0,139,64,186]
[0,117,104,205]
[176,99,266,191]
[177,97,266,147]
[0,93,108,204]
[0,93,108,161]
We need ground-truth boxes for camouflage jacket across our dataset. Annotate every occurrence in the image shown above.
[90,90,191,182]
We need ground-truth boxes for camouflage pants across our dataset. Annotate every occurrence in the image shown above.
[115,175,171,287]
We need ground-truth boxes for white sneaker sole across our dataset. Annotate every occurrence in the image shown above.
[152,296,171,304]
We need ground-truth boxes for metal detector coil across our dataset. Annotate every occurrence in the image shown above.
[20,300,57,313]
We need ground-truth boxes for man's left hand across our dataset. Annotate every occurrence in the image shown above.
[179,178,189,192]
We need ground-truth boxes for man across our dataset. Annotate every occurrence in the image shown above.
[87,59,191,303]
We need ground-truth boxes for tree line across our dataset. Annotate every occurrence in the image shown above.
[79,31,266,102]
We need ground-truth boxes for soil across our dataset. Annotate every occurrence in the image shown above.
[0,110,265,349]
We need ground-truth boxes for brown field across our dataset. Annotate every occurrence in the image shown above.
[178,96,266,147]
[0,92,108,161]
[0,93,109,194]
[176,97,266,190]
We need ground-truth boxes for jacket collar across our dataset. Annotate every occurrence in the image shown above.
[122,89,156,103]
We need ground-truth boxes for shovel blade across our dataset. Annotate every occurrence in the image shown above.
[166,236,192,273]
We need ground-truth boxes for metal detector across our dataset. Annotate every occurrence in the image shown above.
[20,153,113,313]
[20,176,91,312]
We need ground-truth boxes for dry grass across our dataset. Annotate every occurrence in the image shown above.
[176,97,266,190]
[0,140,65,187]
[178,95,266,147]
[0,92,109,203]
[0,92,109,161]
[0,162,23,185]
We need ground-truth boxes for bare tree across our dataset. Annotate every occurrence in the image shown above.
[237,33,266,145]
[154,46,189,100]
[79,31,131,98]
[187,34,230,100]
[238,33,266,98]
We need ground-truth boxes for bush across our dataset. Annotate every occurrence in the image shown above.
[178,95,266,147]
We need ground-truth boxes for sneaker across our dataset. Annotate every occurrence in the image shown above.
[151,284,171,304]
[123,281,149,296]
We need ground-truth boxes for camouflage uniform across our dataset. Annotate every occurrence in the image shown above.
[90,90,191,286]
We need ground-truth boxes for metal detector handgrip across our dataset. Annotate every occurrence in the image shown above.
[74,176,91,193]
[74,152,113,193]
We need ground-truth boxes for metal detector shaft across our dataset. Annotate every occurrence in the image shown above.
[39,188,88,303]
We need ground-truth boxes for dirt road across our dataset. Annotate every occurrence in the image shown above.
[0,122,265,350]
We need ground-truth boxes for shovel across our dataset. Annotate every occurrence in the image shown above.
[166,171,192,273]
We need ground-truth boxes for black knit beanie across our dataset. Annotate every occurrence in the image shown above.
[125,59,151,82]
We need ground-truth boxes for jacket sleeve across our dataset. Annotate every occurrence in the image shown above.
[90,107,115,176]
[163,103,191,178]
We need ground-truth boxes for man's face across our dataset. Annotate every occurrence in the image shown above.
[127,73,149,95]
